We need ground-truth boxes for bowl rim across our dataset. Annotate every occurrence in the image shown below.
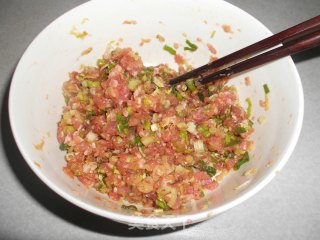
[8,0,304,226]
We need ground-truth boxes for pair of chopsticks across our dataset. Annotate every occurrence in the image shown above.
[169,15,320,85]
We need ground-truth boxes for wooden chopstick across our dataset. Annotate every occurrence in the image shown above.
[169,15,320,85]
[200,30,320,84]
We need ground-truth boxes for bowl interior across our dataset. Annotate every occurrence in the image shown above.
[9,0,303,226]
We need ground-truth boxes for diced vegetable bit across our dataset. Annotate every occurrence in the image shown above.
[128,78,141,90]
[143,97,152,106]
[184,39,198,52]
[194,140,205,152]
[200,190,205,198]
[121,205,138,211]
[140,67,154,81]
[82,80,100,88]
[245,98,252,118]
[186,79,196,91]
[187,121,197,135]
[151,123,159,132]
[248,119,254,127]
[155,198,170,210]
[131,136,142,146]
[263,84,270,94]
[86,110,96,119]
[236,126,247,135]
[64,96,70,104]
[197,92,205,102]
[211,152,217,163]
[116,113,129,134]
[172,87,184,101]
[97,59,105,67]
[224,133,241,147]
[179,130,189,145]
[59,143,70,151]
[234,152,250,170]
[199,160,217,177]
[141,136,156,146]
[198,125,211,137]
[163,45,176,55]
[143,121,151,131]
[153,77,165,88]
[86,131,98,142]
[104,63,116,76]
[76,73,85,81]
[63,125,75,134]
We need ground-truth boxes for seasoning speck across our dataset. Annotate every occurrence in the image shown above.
[173,42,179,49]
[123,20,137,25]
[222,24,233,33]
[34,139,45,150]
[207,43,217,54]
[266,160,274,167]
[210,30,216,38]
[139,38,151,46]
[81,17,89,24]
[245,76,251,86]
[34,161,41,168]
[258,116,266,124]
[70,26,88,39]
[80,47,93,56]
[156,34,165,42]
[243,167,257,176]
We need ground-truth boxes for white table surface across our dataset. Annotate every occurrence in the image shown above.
[0,0,319,239]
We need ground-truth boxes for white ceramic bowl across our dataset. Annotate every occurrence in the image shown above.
[9,0,303,226]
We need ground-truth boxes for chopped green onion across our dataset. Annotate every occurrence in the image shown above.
[128,79,141,91]
[155,199,170,210]
[200,190,205,198]
[234,152,250,170]
[76,73,85,81]
[63,125,75,134]
[131,136,142,146]
[85,110,96,119]
[82,80,101,88]
[186,79,196,91]
[199,160,217,177]
[197,92,205,102]
[163,45,176,55]
[143,97,152,106]
[172,87,184,101]
[184,40,198,52]
[263,84,270,94]
[197,125,211,137]
[97,59,105,67]
[248,119,254,127]
[224,133,241,147]
[143,121,151,131]
[179,130,189,145]
[116,113,129,134]
[59,143,70,151]
[211,152,217,163]
[104,63,116,76]
[245,98,252,118]
[236,126,247,135]
[121,205,138,211]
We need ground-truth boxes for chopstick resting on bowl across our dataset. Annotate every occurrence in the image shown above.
[169,15,320,85]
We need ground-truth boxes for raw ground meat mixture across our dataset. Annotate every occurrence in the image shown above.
[57,47,253,211]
